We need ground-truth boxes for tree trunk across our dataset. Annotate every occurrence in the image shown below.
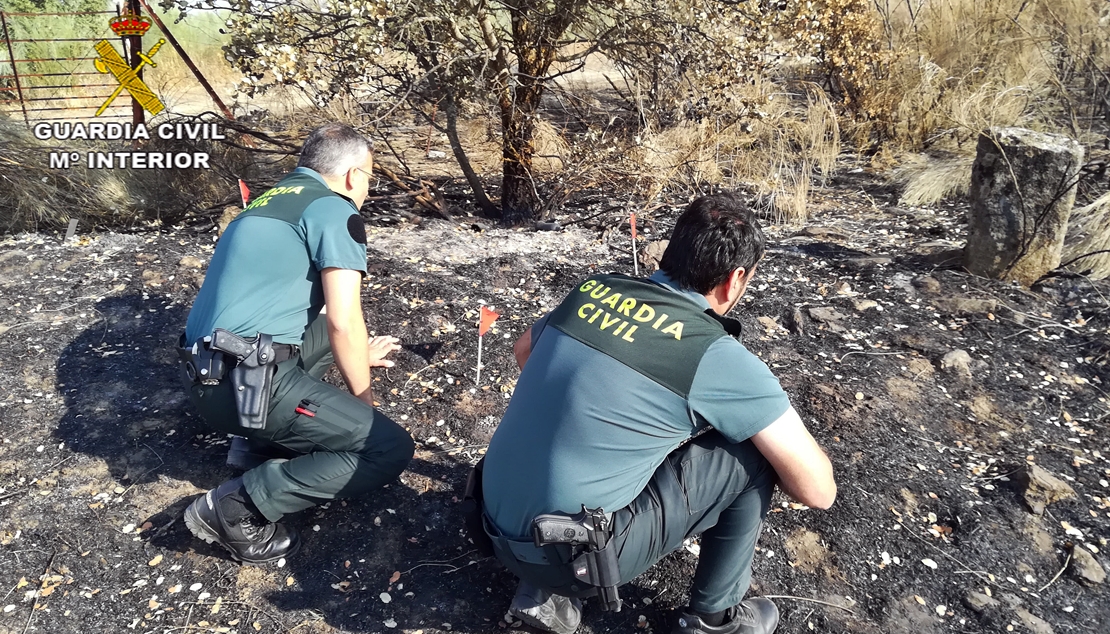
[499,75,544,224]
[443,95,499,217]
[497,5,567,225]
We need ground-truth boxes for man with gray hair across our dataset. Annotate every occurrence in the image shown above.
[178,123,414,563]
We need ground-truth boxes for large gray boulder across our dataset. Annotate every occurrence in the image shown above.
[965,128,1084,286]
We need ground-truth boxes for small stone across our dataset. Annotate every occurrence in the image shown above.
[384,618,397,628]
[922,558,938,570]
[1014,607,1055,634]
[963,591,998,613]
[380,592,392,603]
[189,583,202,592]
[912,276,942,294]
[939,350,972,377]
[933,297,998,316]
[639,240,669,272]
[787,308,805,335]
[1012,464,1077,515]
[1071,544,1106,585]
[906,357,935,378]
[792,226,850,241]
[757,316,781,332]
[935,605,946,616]
[807,306,849,324]
[179,256,205,269]
[843,256,894,270]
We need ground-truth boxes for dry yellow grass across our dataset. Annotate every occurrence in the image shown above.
[1063,192,1110,279]
[634,84,839,225]
[894,154,975,206]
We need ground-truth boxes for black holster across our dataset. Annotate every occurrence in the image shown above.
[210,329,277,430]
[462,457,495,557]
[531,507,622,612]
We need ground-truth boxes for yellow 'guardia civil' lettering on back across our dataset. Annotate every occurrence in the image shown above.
[245,185,306,210]
[577,280,683,341]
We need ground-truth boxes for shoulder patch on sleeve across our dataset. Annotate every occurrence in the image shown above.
[347,214,367,244]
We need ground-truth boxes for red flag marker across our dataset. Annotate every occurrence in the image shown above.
[630,212,639,276]
[479,306,500,336]
[238,179,250,208]
[476,306,500,384]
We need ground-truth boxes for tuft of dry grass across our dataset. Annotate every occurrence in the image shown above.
[633,84,839,225]
[0,117,131,232]
[894,154,975,207]
[867,0,1109,151]
[1062,191,1110,279]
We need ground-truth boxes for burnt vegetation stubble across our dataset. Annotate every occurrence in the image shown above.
[0,191,1109,633]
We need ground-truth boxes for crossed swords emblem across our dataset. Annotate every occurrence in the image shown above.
[92,38,166,117]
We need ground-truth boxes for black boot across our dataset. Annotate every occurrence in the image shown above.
[672,598,779,634]
[184,477,300,564]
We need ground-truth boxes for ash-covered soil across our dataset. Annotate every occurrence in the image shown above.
[1,179,1108,634]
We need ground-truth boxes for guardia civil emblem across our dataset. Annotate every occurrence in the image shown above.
[93,13,165,116]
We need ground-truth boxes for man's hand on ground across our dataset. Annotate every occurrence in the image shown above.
[368,335,401,368]
[750,406,837,509]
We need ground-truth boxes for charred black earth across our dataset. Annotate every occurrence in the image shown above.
[1,182,1108,634]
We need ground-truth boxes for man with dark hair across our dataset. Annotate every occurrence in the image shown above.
[479,193,836,634]
[178,123,414,563]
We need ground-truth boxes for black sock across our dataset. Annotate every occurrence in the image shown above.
[694,609,727,627]
[220,481,267,523]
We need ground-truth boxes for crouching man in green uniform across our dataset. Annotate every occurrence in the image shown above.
[178,123,415,564]
[479,194,837,634]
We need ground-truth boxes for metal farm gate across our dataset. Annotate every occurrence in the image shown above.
[0,0,232,126]
[0,4,132,124]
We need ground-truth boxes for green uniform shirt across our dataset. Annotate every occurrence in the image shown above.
[483,271,790,538]
[185,167,367,346]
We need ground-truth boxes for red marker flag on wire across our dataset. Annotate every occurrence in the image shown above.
[238,179,251,208]
[479,306,500,337]
[476,306,500,384]
[630,212,639,276]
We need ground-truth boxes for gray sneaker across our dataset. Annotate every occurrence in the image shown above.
[509,580,582,634]
[672,598,780,634]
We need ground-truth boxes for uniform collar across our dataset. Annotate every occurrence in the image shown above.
[292,167,358,209]
[648,270,711,310]
[293,166,329,185]
[647,270,743,338]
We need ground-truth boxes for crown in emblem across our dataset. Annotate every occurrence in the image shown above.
[109,13,152,37]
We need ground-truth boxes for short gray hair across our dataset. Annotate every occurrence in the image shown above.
[297,123,372,177]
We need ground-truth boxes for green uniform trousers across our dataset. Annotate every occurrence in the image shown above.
[500,431,774,614]
[609,431,775,613]
[186,315,415,522]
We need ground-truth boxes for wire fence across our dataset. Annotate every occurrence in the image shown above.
[0,7,134,124]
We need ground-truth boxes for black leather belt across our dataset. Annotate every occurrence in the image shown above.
[250,343,299,365]
[177,334,299,385]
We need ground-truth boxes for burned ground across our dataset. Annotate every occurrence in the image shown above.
[1,181,1108,634]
